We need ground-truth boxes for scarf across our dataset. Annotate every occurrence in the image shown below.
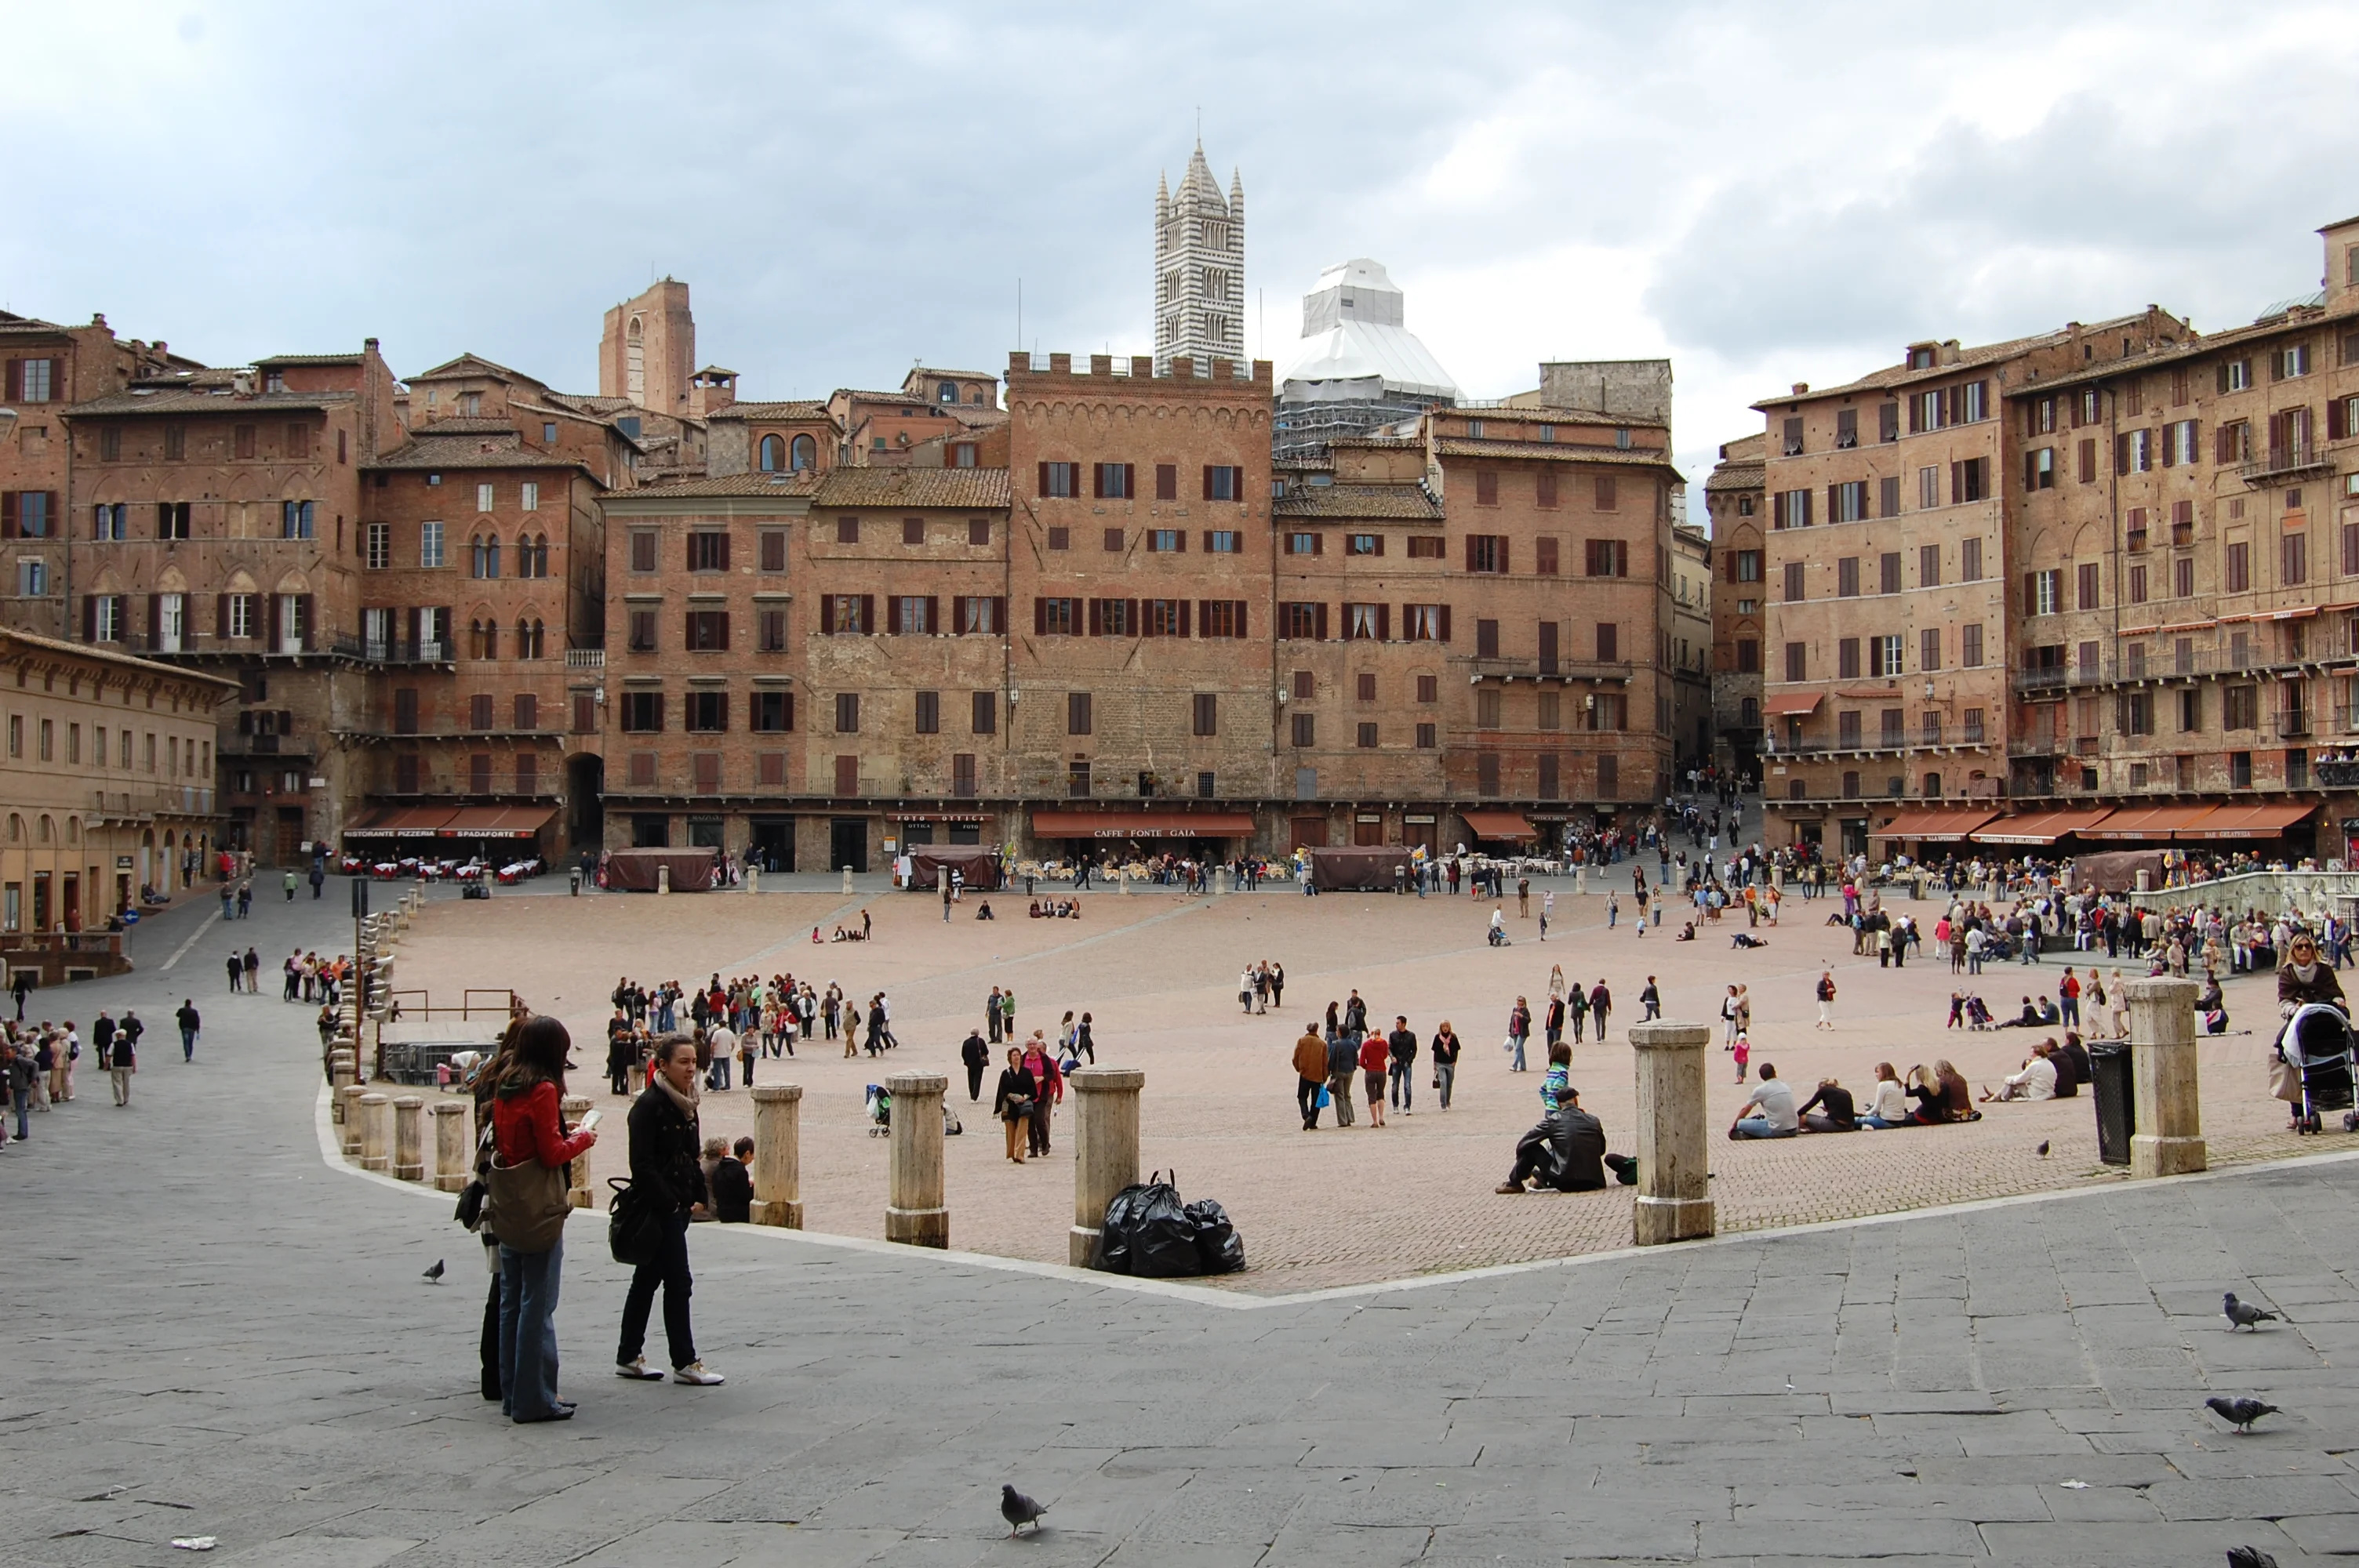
[654,1070,701,1121]
[2292,960,2321,985]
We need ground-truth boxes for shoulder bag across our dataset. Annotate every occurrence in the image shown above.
[608,1177,663,1266]
[484,1152,572,1254]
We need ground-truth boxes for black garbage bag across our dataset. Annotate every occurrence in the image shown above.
[1128,1172,1201,1279]
[1183,1197,1245,1274]
[1095,1181,1152,1274]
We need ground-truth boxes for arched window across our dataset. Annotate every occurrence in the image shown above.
[790,434,816,471]
[471,619,497,661]
[471,535,500,579]
[1740,697,1759,728]
[516,619,544,660]
[529,535,549,578]
[759,434,785,472]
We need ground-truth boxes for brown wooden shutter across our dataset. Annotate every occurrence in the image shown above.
[859,595,873,633]
[819,596,835,634]
[1179,600,1192,637]
[144,593,159,650]
[1376,604,1391,641]
[1,361,16,401]
[923,595,937,633]
[1465,535,1478,571]
[298,593,315,651]
[1037,462,1050,497]
[2114,434,2130,475]
[1498,539,1510,574]
[1092,463,1105,499]
[82,593,96,641]
[1174,525,1186,552]
[2,492,16,539]
[407,605,422,655]
[215,593,229,637]
[1125,597,1138,633]
[1088,598,1103,636]
[1372,534,1384,557]
[1438,604,1452,643]
[717,612,731,648]
[2332,398,2350,441]
[1201,465,1213,500]
[267,594,282,649]
[991,596,1005,633]
[1122,463,1134,499]
[1033,597,1045,635]
[2023,572,2038,615]
[1199,530,1212,552]
[1314,603,1329,641]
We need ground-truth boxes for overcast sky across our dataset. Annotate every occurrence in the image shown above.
[5,2,2356,503]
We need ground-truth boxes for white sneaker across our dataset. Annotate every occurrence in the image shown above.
[616,1358,664,1381]
[673,1361,725,1386]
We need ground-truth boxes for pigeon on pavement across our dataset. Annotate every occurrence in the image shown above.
[422,1259,445,1284]
[2206,1396,2279,1432]
[2226,1546,2281,1568]
[2223,1292,2278,1331]
[1001,1484,1047,1537]
[2035,1140,2050,1157]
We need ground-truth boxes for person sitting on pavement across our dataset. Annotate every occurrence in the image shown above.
[1728,1063,1799,1138]
[1906,1060,1978,1123]
[1796,1076,1858,1131]
[1496,1052,1634,1192]
[1982,1039,2059,1102]
[1862,1062,1911,1128]
[1730,931,1768,949]
[2049,1031,2090,1097]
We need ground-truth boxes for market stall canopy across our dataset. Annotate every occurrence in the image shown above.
[604,848,718,892]
[1459,810,1539,841]
[434,805,554,839]
[1761,692,1823,716]
[1030,810,1256,839]
[902,847,1002,891]
[2170,801,2315,840]
[1867,808,1997,842]
[2077,804,2223,841]
[1309,846,1415,891]
[1968,808,2117,846]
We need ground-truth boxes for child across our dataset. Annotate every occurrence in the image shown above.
[1732,1030,1752,1083]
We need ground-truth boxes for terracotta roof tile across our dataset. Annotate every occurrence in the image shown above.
[368,431,585,471]
[613,473,825,500]
[67,388,354,418]
[811,467,1012,510]
[1273,483,1444,521]
[708,401,834,421]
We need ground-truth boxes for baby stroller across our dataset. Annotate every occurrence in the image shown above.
[2280,1004,2355,1134]
[1965,995,1994,1031]
[863,1083,892,1137]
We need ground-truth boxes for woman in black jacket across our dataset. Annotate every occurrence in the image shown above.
[992,1047,1036,1164]
[614,1036,725,1386]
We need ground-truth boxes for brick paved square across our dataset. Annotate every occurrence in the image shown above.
[394,878,2328,1292]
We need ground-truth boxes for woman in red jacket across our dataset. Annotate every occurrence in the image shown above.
[488,1016,597,1422]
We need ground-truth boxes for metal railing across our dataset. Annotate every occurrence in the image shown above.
[89,786,216,818]
[2013,645,2355,695]
[1466,656,1637,683]
[2240,441,2335,482]
[382,986,518,1022]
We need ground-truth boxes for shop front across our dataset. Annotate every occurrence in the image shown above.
[1028,808,1256,866]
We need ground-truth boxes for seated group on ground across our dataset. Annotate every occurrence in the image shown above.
[1728,1057,2006,1138]
[1028,897,1082,919]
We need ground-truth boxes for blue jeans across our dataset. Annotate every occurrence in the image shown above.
[498,1236,565,1421]
[181,1028,196,1062]
[12,1087,29,1138]
[1435,1061,1455,1109]
[1861,1114,1909,1129]
[1732,1117,1796,1139]
[1510,1036,1526,1071]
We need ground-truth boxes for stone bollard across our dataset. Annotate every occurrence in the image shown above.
[431,1101,469,1192]
[1772,864,1783,891]
[747,866,760,895]
[1068,1067,1145,1266]
[329,1049,356,1103]
[1119,869,1131,895]
[657,864,671,895]
[1214,865,1230,895]
[1628,1021,1714,1245]
[562,1094,594,1207]
[749,1083,804,1227]
[392,1095,425,1181]
[1576,864,1588,898]
[842,867,854,895]
[358,1091,391,1171]
[883,1071,949,1248]
[2127,977,2206,1178]
[338,1083,366,1152]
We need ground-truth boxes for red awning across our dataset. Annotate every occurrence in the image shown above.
[343,806,459,839]
[1969,808,2117,845]
[1761,691,1823,716]
[2077,804,2222,840]
[1459,811,1539,841]
[1869,808,1997,842]
[1030,811,1256,839]
[2172,802,2316,840]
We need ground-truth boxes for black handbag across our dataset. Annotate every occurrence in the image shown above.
[453,1123,493,1231]
[608,1177,663,1267]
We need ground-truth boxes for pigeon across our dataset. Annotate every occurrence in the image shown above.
[2227,1547,2281,1568]
[422,1259,445,1284]
[2206,1396,2279,1432]
[1000,1484,1047,1537]
[2035,1140,2051,1157]
[2223,1292,2278,1331]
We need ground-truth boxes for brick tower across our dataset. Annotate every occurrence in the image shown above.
[598,279,695,417]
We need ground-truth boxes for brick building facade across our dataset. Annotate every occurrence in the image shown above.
[1704,431,1765,775]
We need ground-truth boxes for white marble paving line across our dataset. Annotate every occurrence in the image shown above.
[311,1083,2359,1312]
